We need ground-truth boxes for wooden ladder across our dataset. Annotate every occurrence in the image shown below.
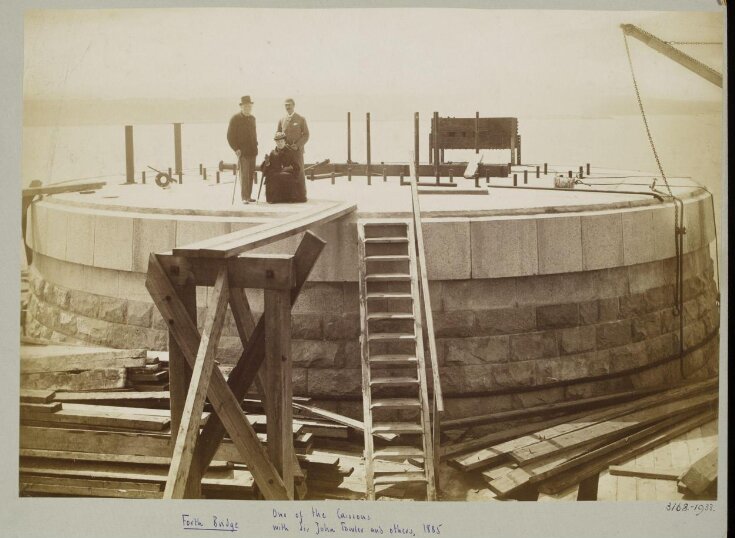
[357,218,437,501]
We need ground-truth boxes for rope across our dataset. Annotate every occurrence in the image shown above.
[623,30,687,372]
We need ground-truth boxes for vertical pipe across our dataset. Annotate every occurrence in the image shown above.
[199,163,203,175]
[331,171,335,185]
[178,172,183,184]
[586,163,591,175]
[216,171,220,184]
[348,166,352,182]
[579,165,584,178]
[414,112,420,174]
[347,112,352,163]
[568,170,573,178]
[513,173,517,186]
[536,165,540,178]
[475,111,479,154]
[486,173,490,184]
[381,162,386,182]
[203,167,207,180]
[366,112,371,186]
[433,112,439,182]
[449,169,453,183]
[124,125,135,184]
[524,170,528,184]
[141,171,146,184]
[544,162,548,175]
[174,123,182,175]
[168,167,172,178]
[440,148,445,164]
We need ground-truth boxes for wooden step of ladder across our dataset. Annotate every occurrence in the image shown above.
[357,218,437,501]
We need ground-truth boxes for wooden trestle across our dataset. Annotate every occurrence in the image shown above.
[146,201,355,499]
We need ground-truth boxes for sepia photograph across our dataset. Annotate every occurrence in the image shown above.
[1,1,727,537]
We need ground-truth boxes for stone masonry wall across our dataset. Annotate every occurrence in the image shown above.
[26,243,720,419]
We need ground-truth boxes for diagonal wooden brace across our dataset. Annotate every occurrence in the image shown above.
[164,266,230,499]
[194,231,326,473]
[146,254,290,500]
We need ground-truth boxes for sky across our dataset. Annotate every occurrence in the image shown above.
[22,8,724,117]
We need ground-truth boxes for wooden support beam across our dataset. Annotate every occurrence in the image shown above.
[265,288,294,498]
[146,254,289,499]
[157,254,295,290]
[164,267,230,499]
[193,232,325,474]
[679,447,717,495]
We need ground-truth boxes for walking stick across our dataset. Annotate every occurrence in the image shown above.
[231,157,240,205]
[256,171,266,202]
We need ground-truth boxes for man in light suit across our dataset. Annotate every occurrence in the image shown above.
[276,98,309,184]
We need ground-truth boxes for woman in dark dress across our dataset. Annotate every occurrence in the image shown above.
[260,132,307,203]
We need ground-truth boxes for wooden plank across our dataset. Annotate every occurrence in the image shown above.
[417,187,488,195]
[145,254,289,499]
[510,392,717,464]
[20,389,56,403]
[19,448,233,469]
[537,410,716,495]
[158,254,295,290]
[20,480,160,499]
[20,473,162,493]
[53,391,169,404]
[679,447,717,495]
[20,369,127,391]
[20,408,170,431]
[22,181,106,198]
[164,267,230,499]
[615,475,638,501]
[173,201,355,258]
[20,346,147,373]
[609,464,684,480]
[264,287,294,499]
[20,402,61,413]
[194,232,326,472]
[596,471,618,501]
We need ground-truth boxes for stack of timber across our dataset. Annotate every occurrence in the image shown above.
[18,343,383,499]
[442,378,718,501]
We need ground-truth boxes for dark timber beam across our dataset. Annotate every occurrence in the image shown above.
[621,24,723,88]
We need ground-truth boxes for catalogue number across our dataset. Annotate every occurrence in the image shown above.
[665,502,715,516]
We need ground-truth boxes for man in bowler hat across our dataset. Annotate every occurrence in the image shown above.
[227,95,258,203]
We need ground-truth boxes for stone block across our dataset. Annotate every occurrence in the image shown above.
[292,314,323,340]
[292,283,343,314]
[603,341,647,373]
[442,278,517,311]
[323,313,360,340]
[76,316,111,346]
[645,285,675,312]
[537,215,583,274]
[490,360,536,388]
[578,300,599,325]
[619,293,648,318]
[151,310,168,331]
[631,311,661,343]
[628,260,666,295]
[560,352,600,380]
[536,303,579,330]
[519,272,596,307]
[682,298,700,326]
[596,320,632,350]
[622,208,656,265]
[558,325,596,355]
[433,310,475,338]
[97,296,127,324]
[342,282,360,313]
[48,284,71,310]
[93,214,134,271]
[683,197,704,253]
[470,217,538,278]
[340,339,361,369]
[291,368,308,395]
[308,218,358,282]
[147,329,169,352]
[420,217,470,280]
[106,323,149,349]
[307,368,361,397]
[57,310,78,336]
[511,387,566,409]
[594,266,629,299]
[65,210,95,266]
[475,306,535,335]
[443,395,514,419]
[292,339,340,367]
[534,357,563,384]
[43,205,69,261]
[132,218,177,273]
[117,271,149,303]
[682,275,705,299]
[334,401,362,421]
[444,335,509,365]
[81,265,120,298]
[700,195,716,246]
[565,378,632,401]
[684,320,707,350]
[651,204,677,260]
[509,331,558,361]
[175,219,230,248]
[581,212,624,270]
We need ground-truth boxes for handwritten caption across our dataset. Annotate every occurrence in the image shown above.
[272,506,443,536]
[665,502,715,516]
[182,513,240,532]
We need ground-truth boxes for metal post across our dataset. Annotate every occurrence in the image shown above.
[331,171,336,185]
[433,112,440,183]
[348,166,352,182]
[544,163,548,175]
[579,165,584,178]
[449,169,453,183]
[203,168,207,180]
[141,171,146,184]
[486,173,490,184]
[366,112,371,186]
[586,163,591,175]
[524,170,528,184]
[347,112,352,163]
[414,112,420,173]
[168,167,173,178]
[568,170,573,178]
[124,125,135,184]
[174,123,182,175]
[382,162,386,182]
[199,163,203,175]
[440,149,444,164]
[475,111,479,154]
[216,171,220,184]
[513,173,517,186]
[178,172,183,184]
